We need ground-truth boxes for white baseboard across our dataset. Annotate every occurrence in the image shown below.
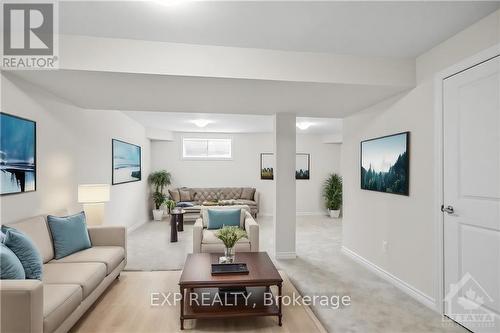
[259,212,326,218]
[296,211,326,216]
[275,252,297,260]
[341,246,437,311]
[127,220,147,234]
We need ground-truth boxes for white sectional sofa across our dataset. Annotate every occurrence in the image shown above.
[0,213,126,333]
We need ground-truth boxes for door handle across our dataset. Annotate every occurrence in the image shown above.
[441,205,454,214]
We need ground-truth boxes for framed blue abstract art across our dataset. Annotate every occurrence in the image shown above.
[112,139,141,185]
[0,113,36,195]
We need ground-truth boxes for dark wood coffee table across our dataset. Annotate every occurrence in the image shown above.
[178,252,283,330]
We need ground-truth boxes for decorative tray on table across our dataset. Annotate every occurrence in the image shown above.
[211,263,249,275]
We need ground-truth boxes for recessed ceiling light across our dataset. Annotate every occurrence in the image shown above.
[296,122,313,130]
[191,119,213,128]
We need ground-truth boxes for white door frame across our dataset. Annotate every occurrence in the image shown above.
[433,43,500,314]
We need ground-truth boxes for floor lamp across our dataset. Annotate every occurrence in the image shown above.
[78,184,110,226]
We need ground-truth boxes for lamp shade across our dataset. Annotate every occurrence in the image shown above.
[78,184,110,203]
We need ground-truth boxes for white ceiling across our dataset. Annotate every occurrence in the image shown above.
[9,70,406,118]
[123,111,342,134]
[60,1,500,57]
[7,1,499,125]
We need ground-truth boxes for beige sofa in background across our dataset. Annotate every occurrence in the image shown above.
[0,213,126,333]
[169,187,260,222]
[193,205,259,253]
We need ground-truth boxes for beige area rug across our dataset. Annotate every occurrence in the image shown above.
[70,271,326,333]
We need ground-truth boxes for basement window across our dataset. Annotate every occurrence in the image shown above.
[182,138,232,160]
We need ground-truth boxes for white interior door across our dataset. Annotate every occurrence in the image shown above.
[443,55,500,333]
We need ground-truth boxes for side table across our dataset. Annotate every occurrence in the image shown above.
[170,209,185,242]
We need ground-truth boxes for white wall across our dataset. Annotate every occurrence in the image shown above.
[296,134,341,215]
[416,10,500,83]
[151,132,341,216]
[341,9,500,305]
[342,89,435,299]
[1,74,151,229]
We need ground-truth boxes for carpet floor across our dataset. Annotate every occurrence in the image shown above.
[126,215,467,333]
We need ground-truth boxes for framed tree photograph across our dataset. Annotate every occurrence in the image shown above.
[112,139,142,185]
[296,153,310,180]
[0,113,36,195]
[260,153,274,180]
[360,132,409,195]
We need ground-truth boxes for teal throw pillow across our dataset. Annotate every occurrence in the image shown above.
[0,242,26,279]
[2,227,42,280]
[207,209,241,230]
[47,211,91,259]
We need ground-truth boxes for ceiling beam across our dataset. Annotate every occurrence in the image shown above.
[60,35,415,88]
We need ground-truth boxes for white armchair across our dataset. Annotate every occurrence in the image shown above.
[193,205,259,253]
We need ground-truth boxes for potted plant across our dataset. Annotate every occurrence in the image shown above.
[164,199,176,215]
[148,170,172,221]
[152,192,166,221]
[323,173,342,218]
[215,226,247,263]
[149,170,171,193]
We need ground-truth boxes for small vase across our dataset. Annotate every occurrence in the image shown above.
[224,247,235,263]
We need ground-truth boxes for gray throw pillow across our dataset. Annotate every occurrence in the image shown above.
[240,188,256,200]
[169,189,180,202]
[176,201,194,208]
[179,189,191,202]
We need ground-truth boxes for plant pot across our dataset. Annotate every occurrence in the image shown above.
[329,209,341,218]
[152,209,164,221]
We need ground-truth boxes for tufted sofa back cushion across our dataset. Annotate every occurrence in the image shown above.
[191,188,221,202]
[219,187,243,200]
[173,187,255,203]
